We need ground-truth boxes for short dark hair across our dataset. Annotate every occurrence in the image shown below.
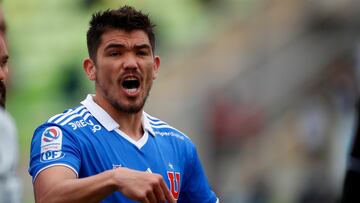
[86,6,156,62]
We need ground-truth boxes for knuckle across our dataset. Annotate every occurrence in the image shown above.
[144,186,153,194]
[154,174,163,182]
[159,196,166,202]
[149,181,157,188]
[139,196,147,202]
[139,190,148,199]
[149,176,161,185]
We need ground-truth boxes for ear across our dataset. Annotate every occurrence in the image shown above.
[83,58,96,81]
[152,56,160,80]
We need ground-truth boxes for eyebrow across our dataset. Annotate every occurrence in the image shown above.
[104,43,151,51]
[104,43,125,50]
[134,44,151,50]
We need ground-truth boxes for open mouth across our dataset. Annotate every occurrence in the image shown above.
[121,76,140,94]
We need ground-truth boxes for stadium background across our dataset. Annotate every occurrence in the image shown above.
[3,0,360,202]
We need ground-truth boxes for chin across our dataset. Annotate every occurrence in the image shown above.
[111,100,144,114]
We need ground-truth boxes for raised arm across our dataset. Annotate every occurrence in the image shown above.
[34,166,176,203]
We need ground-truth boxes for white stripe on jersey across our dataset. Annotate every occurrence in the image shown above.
[48,109,74,123]
[32,163,79,183]
[145,114,160,121]
[149,120,167,125]
[48,113,64,123]
[52,106,85,124]
[150,123,170,128]
[151,125,177,131]
[83,113,91,121]
[59,108,89,126]
[145,115,167,125]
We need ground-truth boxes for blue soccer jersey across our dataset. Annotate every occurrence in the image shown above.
[29,94,218,203]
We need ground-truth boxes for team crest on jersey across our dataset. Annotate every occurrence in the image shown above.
[167,167,181,200]
[40,126,65,162]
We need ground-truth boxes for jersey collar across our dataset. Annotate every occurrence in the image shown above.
[81,94,155,136]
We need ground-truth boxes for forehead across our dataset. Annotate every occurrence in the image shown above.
[99,29,151,49]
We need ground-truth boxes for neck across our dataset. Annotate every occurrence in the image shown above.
[93,95,144,141]
[117,113,144,141]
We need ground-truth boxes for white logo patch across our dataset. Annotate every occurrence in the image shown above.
[146,168,153,173]
[40,150,65,162]
[40,126,64,162]
[40,126,63,153]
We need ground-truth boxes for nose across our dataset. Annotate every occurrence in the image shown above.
[0,68,5,81]
[123,53,138,70]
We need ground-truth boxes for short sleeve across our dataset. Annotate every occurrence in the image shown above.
[178,142,218,203]
[28,124,81,181]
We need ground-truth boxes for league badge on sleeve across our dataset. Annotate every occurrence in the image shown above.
[40,126,65,162]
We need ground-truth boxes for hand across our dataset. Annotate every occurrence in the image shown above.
[113,167,176,203]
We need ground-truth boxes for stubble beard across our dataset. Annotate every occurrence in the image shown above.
[0,81,6,108]
[96,79,151,114]
[109,95,148,114]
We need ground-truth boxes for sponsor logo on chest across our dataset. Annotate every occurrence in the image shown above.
[68,119,102,133]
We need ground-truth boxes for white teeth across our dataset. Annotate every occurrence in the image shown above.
[125,76,137,81]
[126,88,137,94]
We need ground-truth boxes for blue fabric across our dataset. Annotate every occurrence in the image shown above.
[29,104,217,203]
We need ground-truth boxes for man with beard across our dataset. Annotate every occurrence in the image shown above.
[29,6,219,203]
[0,5,6,108]
[0,6,21,203]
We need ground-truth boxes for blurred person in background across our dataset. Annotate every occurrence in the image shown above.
[28,6,218,203]
[0,3,7,108]
[0,5,22,203]
[341,100,360,203]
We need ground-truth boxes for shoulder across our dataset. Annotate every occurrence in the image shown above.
[34,105,91,137]
[144,112,192,143]
[46,105,90,126]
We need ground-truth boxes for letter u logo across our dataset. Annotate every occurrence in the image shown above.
[167,171,180,199]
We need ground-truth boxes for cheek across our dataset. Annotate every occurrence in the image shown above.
[3,66,8,76]
[97,61,115,77]
[145,68,155,82]
[96,67,116,85]
[0,67,9,82]
[143,61,156,79]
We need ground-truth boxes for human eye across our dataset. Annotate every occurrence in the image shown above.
[109,50,121,57]
[1,57,8,68]
[137,50,149,56]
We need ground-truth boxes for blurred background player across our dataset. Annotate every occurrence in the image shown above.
[0,4,21,203]
[341,100,360,203]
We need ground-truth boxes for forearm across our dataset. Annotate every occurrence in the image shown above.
[35,169,116,203]
[35,166,175,203]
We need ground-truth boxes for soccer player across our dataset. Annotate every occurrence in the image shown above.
[0,6,22,203]
[29,6,219,203]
